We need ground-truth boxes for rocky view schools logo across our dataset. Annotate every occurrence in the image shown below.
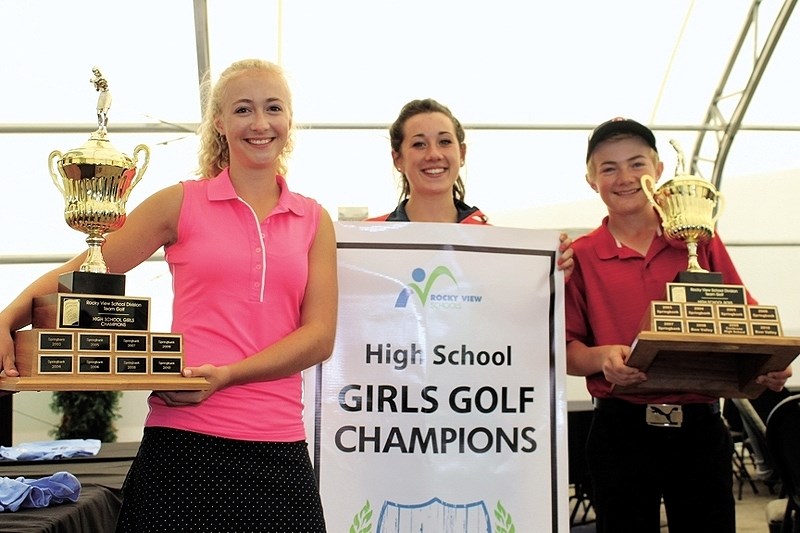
[395,266,483,309]
[395,266,457,308]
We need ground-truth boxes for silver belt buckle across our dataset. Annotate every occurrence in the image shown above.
[646,404,683,427]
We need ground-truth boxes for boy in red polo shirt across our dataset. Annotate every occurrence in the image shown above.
[565,117,791,533]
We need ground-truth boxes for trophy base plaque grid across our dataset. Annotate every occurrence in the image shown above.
[0,327,209,392]
[615,283,800,399]
[0,290,209,392]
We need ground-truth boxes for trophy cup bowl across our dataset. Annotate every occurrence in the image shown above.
[642,174,724,273]
[48,137,149,274]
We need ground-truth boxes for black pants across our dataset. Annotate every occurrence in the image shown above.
[587,398,735,533]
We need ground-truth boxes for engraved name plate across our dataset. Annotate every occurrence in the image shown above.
[39,355,74,374]
[152,356,182,374]
[78,355,112,374]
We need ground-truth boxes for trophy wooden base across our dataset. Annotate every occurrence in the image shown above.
[0,375,209,392]
[614,331,800,399]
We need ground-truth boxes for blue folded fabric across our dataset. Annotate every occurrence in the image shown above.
[0,439,101,461]
[0,471,81,512]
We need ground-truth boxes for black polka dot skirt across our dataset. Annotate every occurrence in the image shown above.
[115,427,326,532]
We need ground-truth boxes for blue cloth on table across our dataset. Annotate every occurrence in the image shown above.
[0,439,101,461]
[0,471,81,512]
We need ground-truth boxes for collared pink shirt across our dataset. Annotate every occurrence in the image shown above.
[147,169,321,441]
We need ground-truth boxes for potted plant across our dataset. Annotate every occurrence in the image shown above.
[50,391,121,442]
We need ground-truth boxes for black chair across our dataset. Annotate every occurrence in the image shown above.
[724,398,760,499]
[732,397,781,493]
[766,393,800,533]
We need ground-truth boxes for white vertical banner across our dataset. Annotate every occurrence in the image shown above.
[304,222,569,533]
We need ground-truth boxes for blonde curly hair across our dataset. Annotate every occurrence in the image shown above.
[196,59,294,179]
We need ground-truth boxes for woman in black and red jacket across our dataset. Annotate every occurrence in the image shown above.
[368,98,573,276]
[367,98,488,224]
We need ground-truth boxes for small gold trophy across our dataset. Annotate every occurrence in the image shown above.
[616,140,800,398]
[641,140,724,283]
[47,68,149,295]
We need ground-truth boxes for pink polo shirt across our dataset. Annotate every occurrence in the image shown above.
[565,216,756,404]
[146,169,321,442]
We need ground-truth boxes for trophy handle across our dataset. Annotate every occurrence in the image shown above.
[640,175,666,220]
[125,144,150,200]
[711,190,725,226]
[48,150,65,195]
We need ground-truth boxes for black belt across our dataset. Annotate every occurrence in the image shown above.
[594,397,720,428]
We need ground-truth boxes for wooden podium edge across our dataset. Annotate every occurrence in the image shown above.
[614,331,800,399]
[0,376,210,392]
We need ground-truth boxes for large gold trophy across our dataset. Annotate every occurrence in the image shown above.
[0,68,207,393]
[615,140,800,398]
[47,68,149,295]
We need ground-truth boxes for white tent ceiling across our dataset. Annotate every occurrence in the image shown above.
[0,0,797,248]
[1,0,799,441]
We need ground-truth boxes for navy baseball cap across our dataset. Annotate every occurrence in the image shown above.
[586,117,657,162]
